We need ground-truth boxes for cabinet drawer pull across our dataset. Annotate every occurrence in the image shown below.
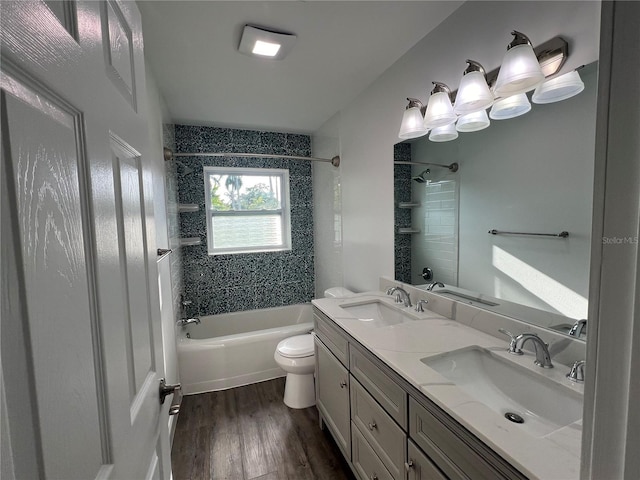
[368,421,377,431]
[404,460,414,471]
[339,380,347,388]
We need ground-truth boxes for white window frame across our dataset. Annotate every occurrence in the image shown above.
[203,166,292,255]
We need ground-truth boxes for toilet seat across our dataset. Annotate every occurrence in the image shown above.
[276,334,314,358]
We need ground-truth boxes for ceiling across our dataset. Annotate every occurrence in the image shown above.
[138,1,464,134]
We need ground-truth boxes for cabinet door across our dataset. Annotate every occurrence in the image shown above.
[316,337,351,459]
[407,440,448,480]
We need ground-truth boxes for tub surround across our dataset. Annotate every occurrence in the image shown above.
[174,125,315,316]
[312,280,585,479]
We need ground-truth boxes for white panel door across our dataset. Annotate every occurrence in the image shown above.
[0,1,171,479]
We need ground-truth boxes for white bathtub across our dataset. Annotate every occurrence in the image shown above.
[177,303,314,394]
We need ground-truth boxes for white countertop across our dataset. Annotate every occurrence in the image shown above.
[312,293,584,480]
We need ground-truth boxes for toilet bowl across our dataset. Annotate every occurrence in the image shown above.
[274,334,316,409]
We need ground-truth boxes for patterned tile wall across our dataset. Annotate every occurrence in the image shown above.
[394,143,412,283]
[174,125,315,316]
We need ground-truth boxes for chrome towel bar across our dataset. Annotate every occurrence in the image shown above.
[488,229,569,238]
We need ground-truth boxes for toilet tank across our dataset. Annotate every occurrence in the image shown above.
[324,287,355,298]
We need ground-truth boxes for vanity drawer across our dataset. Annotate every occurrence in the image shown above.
[352,421,394,480]
[314,310,349,367]
[407,439,448,480]
[351,377,406,479]
[409,397,503,480]
[350,345,407,428]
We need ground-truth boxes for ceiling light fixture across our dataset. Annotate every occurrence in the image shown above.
[429,122,458,142]
[238,25,297,60]
[454,60,494,115]
[456,110,491,132]
[493,31,545,97]
[398,98,429,139]
[423,82,457,130]
[489,93,531,120]
[532,69,585,104]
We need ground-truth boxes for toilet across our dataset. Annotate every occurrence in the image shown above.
[274,287,355,408]
[274,334,316,409]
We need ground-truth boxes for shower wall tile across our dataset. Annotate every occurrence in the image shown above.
[174,124,315,315]
[394,144,412,283]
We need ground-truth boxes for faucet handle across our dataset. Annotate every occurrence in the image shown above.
[498,328,523,355]
[415,299,429,312]
[566,360,585,383]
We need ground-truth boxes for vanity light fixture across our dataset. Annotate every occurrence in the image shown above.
[398,98,429,139]
[429,122,458,142]
[423,82,457,130]
[238,25,297,60]
[453,60,494,115]
[489,93,531,120]
[493,31,545,97]
[532,69,585,104]
[456,109,491,132]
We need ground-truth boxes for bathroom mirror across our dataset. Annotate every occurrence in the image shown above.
[394,62,598,340]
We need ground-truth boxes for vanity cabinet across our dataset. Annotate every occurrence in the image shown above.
[313,307,526,480]
[315,337,351,459]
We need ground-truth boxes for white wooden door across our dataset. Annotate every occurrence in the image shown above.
[0,1,171,479]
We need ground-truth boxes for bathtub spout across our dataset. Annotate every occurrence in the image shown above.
[177,317,201,327]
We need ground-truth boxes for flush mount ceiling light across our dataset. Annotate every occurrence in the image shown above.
[423,82,457,130]
[238,25,297,60]
[454,60,494,115]
[532,69,585,104]
[398,98,429,139]
[489,93,531,120]
[493,31,545,97]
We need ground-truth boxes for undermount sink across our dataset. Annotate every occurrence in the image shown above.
[340,300,417,327]
[421,347,583,437]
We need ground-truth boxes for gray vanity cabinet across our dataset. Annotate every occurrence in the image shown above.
[313,307,526,480]
[315,337,351,459]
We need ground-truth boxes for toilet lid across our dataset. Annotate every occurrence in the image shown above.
[277,334,314,358]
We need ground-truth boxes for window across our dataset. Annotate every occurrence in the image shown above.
[204,167,291,255]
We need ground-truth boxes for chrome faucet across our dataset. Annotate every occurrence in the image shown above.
[386,286,412,307]
[499,329,554,368]
[426,281,444,291]
[176,317,201,327]
[568,319,587,337]
[414,299,429,312]
[566,360,585,383]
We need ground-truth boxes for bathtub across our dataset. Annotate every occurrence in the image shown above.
[177,303,314,394]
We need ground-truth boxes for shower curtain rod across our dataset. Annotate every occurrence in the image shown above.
[164,148,340,167]
[394,161,459,172]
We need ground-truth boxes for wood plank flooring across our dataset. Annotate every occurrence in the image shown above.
[172,378,355,480]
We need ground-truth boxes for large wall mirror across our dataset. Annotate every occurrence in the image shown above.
[394,62,598,340]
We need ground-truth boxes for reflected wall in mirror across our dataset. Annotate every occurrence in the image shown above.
[394,62,598,339]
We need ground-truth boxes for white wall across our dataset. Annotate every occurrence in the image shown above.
[315,1,601,293]
[312,113,344,297]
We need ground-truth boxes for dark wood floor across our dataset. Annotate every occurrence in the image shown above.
[172,378,355,480]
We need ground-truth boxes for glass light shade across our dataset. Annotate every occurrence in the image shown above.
[456,110,490,132]
[423,91,457,129]
[398,107,428,139]
[489,93,531,120]
[532,70,585,104]
[454,71,494,115]
[494,44,545,97]
[429,123,458,142]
